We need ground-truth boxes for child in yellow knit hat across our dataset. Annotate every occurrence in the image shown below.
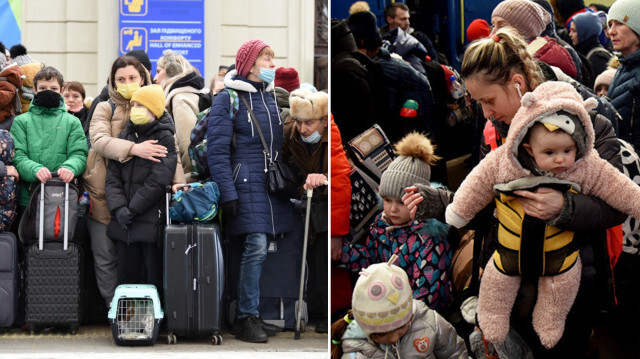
[105,84,177,289]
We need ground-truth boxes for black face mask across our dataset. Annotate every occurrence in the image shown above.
[32,90,62,109]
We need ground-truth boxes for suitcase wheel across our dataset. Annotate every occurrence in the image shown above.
[166,333,177,345]
[210,334,223,345]
[70,326,79,335]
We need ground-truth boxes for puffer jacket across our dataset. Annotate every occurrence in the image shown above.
[607,48,640,150]
[374,47,435,144]
[11,96,88,207]
[0,63,22,123]
[382,27,429,74]
[330,116,351,237]
[341,211,453,311]
[105,112,177,244]
[527,36,578,78]
[164,71,210,182]
[83,78,186,225]
[207,70,294,237]
[341,300,469,359]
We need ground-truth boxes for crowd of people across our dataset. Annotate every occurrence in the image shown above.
[0,37,328,344]
[331,0,640,358]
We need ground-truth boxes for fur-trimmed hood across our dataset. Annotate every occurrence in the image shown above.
[223,69,274,93]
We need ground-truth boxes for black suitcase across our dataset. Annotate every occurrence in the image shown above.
[0,231,18,328]
[163,192,224,345]
[226,216,308,330]
[24,179,83,334]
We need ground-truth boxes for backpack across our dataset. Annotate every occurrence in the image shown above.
[196,92,215,113]
[188,89,239,180]
[169,181,220,223]
[19,178,79,244]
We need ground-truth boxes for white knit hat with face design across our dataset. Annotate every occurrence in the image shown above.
[351,255,414,339]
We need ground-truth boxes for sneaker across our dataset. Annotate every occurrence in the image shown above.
[235,315,268,343]
[315,319,328,334]
[258,317,282,336]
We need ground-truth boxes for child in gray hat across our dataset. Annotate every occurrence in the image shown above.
[337,132,455,311]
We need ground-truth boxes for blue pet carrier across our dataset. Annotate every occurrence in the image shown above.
[108,284,163,346]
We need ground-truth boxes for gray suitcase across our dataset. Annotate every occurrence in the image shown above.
[0,231,18,328]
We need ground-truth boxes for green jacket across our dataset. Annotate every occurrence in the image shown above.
[11,98,88,206]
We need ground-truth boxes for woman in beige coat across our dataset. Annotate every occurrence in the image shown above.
[83,55,185,307]
[155,49,210,182]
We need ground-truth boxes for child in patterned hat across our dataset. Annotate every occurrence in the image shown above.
[337,132,455,312]
[330,255,468,359]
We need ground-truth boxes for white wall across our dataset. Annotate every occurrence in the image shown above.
[21,0,316,98]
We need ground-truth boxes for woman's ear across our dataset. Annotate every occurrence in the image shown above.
[511,73,526,92]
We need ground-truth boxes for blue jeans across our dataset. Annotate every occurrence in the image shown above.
[237,232,269,317]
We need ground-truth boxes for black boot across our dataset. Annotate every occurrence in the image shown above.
[235,315,268,343]
[315,319,328,334]
[258,317,282,336]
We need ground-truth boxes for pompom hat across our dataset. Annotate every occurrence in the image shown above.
[492,0,551,39]
[235,39,270,78]
[379,132,437,199]
[593,68,617,93]
[351,255,414,339]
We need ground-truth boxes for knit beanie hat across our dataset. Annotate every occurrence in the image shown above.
[556,0,586,24]
[594,68,617,92]
[573,11,602,43]
[351,256,414,339]
[126,49,152,73]
[466,19,491,42]
[9,44,26,60]
[508,81,598,164]
[379,132,436,199]
[274,67,300,92]
[347,11,383,50]
[131,84,165,118]
[289,89,328,120]
[608,0,640,36]
[492,0,551,39]
[235,39,269,78]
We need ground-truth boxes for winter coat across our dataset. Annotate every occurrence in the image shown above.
[164,71,210,182]
[105,111,177,244]
[330,116,351,237]
[274,87,290,120]
[341,211,453,311]
[0,63,22,123]
[282,117,328,189]
[382,27,429,74]
[527,36,577,78]
[0,130,16,231]
[83,80,185,225]
[607,48,640,150]
[207,70,294,237]
[447,83,640,248]
[374,47,436,144]
[341,299,469,359]
[331,19,389,142]
[11,97,88,207]
[575,36,612,78]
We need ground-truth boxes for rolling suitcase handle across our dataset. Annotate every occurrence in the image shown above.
[295,181,327,340]
[38,172,70,251]
[165,185,192,225]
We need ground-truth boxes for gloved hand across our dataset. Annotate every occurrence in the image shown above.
[220,200,238,217]
[115,207,134,229]
[414,183,454,222]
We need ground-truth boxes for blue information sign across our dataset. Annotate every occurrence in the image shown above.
[119,0,205,77]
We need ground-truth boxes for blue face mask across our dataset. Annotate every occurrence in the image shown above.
[257,68,275,83]
[301,130,322,144]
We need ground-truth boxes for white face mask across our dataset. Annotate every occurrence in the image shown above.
[301,130,322,144]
